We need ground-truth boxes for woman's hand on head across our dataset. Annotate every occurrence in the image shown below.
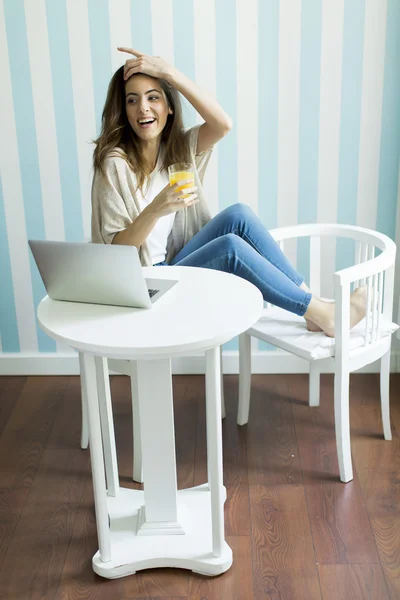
[118,47,175,81]
[146,181,198,218]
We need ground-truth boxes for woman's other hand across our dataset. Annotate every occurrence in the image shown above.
[146,181,198,218]
[118,47,175,81]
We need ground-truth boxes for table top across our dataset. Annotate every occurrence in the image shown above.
[37,266,263,359]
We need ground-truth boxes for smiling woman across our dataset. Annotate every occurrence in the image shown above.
[90,47,368,337]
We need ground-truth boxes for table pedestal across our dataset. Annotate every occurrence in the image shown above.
[92,485,232,578]
[84,347,232,578]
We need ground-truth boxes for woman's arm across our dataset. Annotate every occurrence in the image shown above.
[167,69,233,153]
[113,180,197,247]
[112,206,159,247]
[118,47,233,153]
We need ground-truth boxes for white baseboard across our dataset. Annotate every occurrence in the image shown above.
[0,350,399,376]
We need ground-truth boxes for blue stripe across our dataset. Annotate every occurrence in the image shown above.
[4,0,55,352]
[216,0,238,351]
[130,0,153,56]
[258,0,279,230]
[172,0,196,128]
[88,0,113,133]
[0,176,20,352]
[336,0,365,272]
[376,0,400,240]
[258,0,279,352]
[46,0,84,243]
[297,0,322,284]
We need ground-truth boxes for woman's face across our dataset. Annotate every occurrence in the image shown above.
[125,74,172,143]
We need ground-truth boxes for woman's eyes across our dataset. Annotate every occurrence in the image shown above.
[127,96,160,104]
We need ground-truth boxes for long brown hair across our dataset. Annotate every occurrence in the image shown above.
[93,67,190,191]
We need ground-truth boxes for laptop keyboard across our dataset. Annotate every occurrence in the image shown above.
[148,288,159,298]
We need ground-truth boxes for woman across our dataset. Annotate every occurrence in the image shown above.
[92,47,366,337]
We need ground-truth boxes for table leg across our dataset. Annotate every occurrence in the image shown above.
[129,361,144,484]
[205,346,224,557]
[79,352,89,449]
[83,352,111,562]
[136,358,182,534]
[95,356,119,497]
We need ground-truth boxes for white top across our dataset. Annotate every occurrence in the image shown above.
[91,126,213,267]
[37,266,264,359]
[136,157,175,265]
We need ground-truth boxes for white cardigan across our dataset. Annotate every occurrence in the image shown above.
[91,125,213,266]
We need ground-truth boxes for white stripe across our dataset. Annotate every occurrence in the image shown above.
[236,0,258,214]
[277,0,301,268]
[151,0,174,64]
[394,160,400,330]
[24,0,65,242]
[317,0,344,297]
[193,0,219,216]
[0,2,38,351]
[356,0,387,231]
[66,0,98,243]
[108,0,132,73]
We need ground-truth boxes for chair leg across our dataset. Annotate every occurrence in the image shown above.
[130,361,144,484]
[237,332,252,426]
[79,352,89,449]
[334,368,353,483]
[309,362,320,407]
[380,349,392,441]
[220,346,226,419]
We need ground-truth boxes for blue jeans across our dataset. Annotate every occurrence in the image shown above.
[166,203,311,316]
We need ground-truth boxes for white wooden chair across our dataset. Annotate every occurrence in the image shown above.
[237,224,397,483]
[79,351,226,484]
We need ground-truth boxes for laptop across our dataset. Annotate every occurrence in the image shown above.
[28,240,178,309]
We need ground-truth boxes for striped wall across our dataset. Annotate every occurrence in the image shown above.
[0,0,399,361]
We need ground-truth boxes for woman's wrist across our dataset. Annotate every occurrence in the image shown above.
[165,66,184,87]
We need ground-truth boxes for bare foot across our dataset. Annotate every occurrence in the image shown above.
[305,318,322,332]
[305,286,368,338]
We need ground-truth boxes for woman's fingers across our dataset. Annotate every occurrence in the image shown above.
[124,65,140,80]
[117,46,144,57]
[172,179,194,191]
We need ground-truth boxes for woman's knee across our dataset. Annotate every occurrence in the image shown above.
[225,202,254,219]
[216,232,245,254]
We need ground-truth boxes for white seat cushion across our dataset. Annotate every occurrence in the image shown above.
[249,304,399,360]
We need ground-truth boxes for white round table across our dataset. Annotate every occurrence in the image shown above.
[37,266,263,578]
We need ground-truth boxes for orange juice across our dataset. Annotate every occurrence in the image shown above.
[168,163,195,198]
[169,170,194,196]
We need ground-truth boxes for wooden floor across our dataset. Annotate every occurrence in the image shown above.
[0,372,399,600]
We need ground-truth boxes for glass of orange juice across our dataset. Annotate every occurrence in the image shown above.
[168,163,195,198]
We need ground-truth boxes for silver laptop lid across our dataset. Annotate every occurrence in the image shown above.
[29,240,154,308]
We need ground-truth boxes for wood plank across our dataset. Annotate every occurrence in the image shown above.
[187,536,253,600]
[291,374,339,483]
[0,376,27,435]
[0,376,69,489]
[318,564,390,600]
[246,375,302,485]
[357,468,400,599]
[249,484,321,600]
[55,475,123,600]
[47,376,84,450]
[122,567,189,598]
[350,374,400,472]
[0,487,29,571]
[0,448,89,600]
[305,477,378,565]
[291,375,378,564]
